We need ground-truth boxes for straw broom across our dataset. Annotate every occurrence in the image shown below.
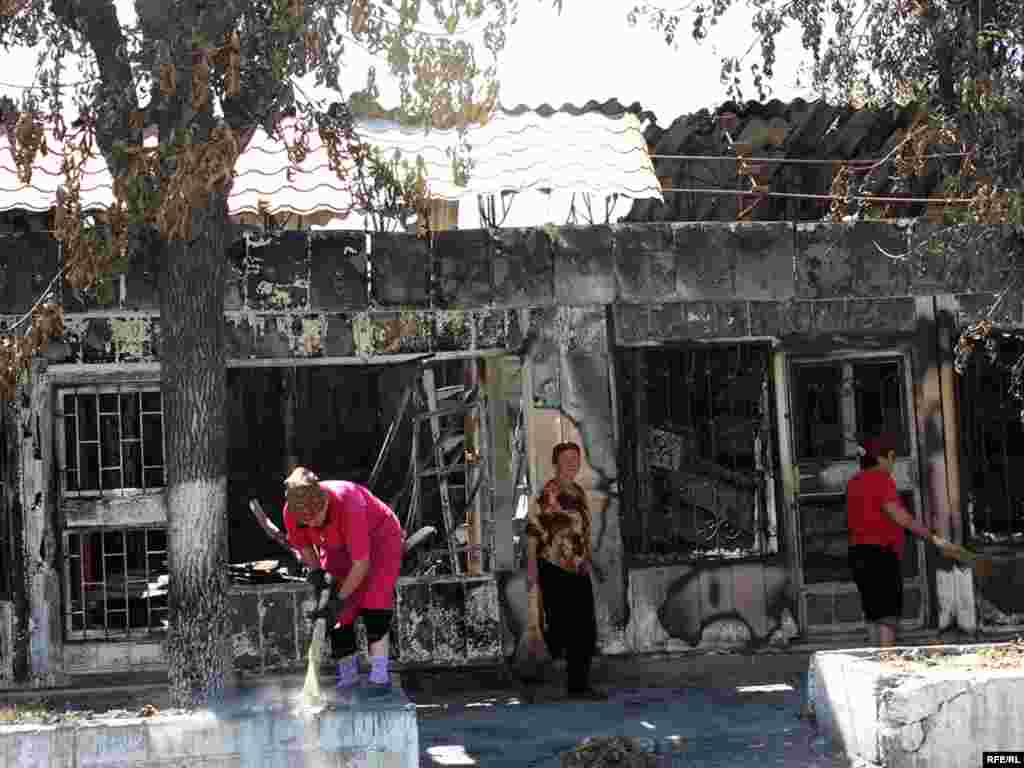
[302,586,332,705]
[931,534,994,579]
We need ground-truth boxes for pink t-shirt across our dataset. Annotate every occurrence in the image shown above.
[284,481,402,569]
[284,481,404,621]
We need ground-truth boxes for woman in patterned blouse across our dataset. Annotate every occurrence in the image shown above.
[525,441,605,700]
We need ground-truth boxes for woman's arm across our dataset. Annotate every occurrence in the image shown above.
[526,535,540,592]
[335,559,370,600]
[575,483,595,563]
[299,545,320,571]
[249,499,299,556]
[884,501,931,539]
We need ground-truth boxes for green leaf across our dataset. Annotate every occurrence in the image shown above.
[95,278,115,307]
[446,15,458,34]
[110,252,131,275]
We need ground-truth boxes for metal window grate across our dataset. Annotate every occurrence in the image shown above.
[959,339,1024,544]
[57,386,165,497]
[618,343,779,563]
[64,527,168,640]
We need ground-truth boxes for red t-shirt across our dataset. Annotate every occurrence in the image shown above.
[846,469,906,558]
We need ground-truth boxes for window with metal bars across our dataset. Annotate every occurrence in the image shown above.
[64,527,168,639]
[959,336,1024,545]
[617,343,780,563]
[56,385,169,641]
[56,387,165,496]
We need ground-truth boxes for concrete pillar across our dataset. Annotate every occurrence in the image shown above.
[523,305,627,648]
[913,296,975,633]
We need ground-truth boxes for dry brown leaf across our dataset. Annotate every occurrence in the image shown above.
[221,31,242,99]
[0,0,28,17]
[160,63,177,98]
[351,0,370,35]
[305,29,321,66]
[191,50,210,112]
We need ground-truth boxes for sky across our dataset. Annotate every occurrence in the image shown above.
[0,0,818,227]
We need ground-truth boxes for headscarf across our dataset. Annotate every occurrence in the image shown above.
[863,433,899,461]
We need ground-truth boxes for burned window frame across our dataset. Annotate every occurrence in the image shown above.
[617,341,781,565]
[958,334,1024,546]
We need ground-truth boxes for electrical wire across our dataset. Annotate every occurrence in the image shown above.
[647,151,972,166]
[659,186,975,205]
[0,77,100,91]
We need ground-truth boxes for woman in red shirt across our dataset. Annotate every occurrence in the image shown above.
[847,434,933,647]
[282,467,404,691]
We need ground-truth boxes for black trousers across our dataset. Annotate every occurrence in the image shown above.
[538,558,597,693]
[849,544,903,623]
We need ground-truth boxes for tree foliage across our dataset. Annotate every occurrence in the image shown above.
[0,0,538,399]
[631,0,1024,386]
[0,0,554,706]
[629,1,1023,212]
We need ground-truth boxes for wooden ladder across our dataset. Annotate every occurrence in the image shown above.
[412,364,490,576]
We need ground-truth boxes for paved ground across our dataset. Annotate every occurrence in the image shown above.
[405,651,850,767]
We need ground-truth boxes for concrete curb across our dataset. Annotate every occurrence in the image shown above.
[811,643,1024,768]
[0,685,419,768]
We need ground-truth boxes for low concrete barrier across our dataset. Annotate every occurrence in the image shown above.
[810,643,1024,768]
[0,683,418,768]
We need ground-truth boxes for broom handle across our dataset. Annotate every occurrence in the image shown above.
[307,584,332,658]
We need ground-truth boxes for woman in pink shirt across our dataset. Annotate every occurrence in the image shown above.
[281,467,404,691]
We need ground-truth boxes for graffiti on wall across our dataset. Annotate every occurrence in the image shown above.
[620,561,797,652]
[657,562,794,647]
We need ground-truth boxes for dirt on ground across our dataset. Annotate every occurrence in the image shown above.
[876,638,1024,673]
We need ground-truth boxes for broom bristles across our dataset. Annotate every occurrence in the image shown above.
[302,618,326,705]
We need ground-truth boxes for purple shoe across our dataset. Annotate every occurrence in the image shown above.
[364,656,393,696]
[336,657,360,690]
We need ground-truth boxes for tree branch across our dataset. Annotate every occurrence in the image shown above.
[49,0,138,162]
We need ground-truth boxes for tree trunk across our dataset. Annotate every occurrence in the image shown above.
[159,197,231,709]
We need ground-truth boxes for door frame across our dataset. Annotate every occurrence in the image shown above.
[776,347,930,635]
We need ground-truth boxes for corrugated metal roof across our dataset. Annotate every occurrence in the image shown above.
[0,104,661,217]
[624,97,951,222]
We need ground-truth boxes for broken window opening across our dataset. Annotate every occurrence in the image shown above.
[959,337,1024,544]
[792,358,908,462]
[790,355,918,585]
[226,355,521,579]
[618,342,779,564]
[56,386,165,497]
[64,526,168,641]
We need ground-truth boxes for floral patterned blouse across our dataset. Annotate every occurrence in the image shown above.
[526,478,593,573]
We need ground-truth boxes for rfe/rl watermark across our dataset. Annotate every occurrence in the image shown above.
[984,753,1024,766]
